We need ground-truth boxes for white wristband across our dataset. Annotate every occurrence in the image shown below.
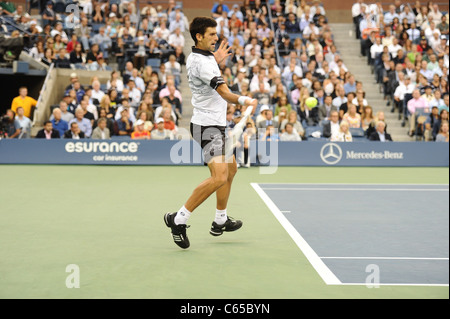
[238,96,251,106]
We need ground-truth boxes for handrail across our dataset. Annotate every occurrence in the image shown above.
[32,62,54,127]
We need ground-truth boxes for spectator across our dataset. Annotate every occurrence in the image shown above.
[35,121,60,139]
[91,118,111,140]
[343,103,362,128]
[331,120,352,142]
[322,110,341,139]
[114,108,133,136]
[131,119,151,140]
[318,95,337,121]
[151,118,174,140]
[433,109,449,140]
[2,109,21,139]
[10,86,37,119]
[50,108,68,137]
[407,89,430,136]
[435,120,449,142]
[280,123,301,141]
[368,120,392,141]
[64,122,85,139]
[69,108,92,138]
[15,107,32,138]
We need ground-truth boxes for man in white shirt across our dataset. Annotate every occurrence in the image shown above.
[164,17,257,249]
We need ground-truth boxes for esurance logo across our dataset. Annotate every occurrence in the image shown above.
[65,141,139,162]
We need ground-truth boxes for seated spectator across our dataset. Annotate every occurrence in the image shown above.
[342,103,362,128]
[2,109,21,139]
[299,95,320,127]
[331,120,352,142]
[14,107,32,138]
[280,110,305,138]
[407,89,430,136]
[54,48,71,69]
[274,95,292,117]
[69,108,92,138]
[260,125,280,142]
[115,98,137,123]
[91,118,111,140]
[257,109,278,130]
[322,110,341,139]
[280,123,302,141]
[151,118,175,140]
[318,95,337,121]
[361,105,375,131]
[114,108,134,136]
[369,121,393,141]
[435,120,449,142]
[50,108,68,137]
[64,122,85,139]
[35,121,60,139]
[131,119,151,140]
[432,109,449,140]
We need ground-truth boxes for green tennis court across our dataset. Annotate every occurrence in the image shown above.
[0,165,448,299]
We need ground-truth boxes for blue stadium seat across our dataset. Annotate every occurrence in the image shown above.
[146,58,161,68]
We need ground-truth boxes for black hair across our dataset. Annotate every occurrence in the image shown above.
[189,17,217,45]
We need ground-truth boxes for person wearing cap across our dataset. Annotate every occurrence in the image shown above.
[151,118,174,140]
[42,1,57,25]
[131,119,150,139]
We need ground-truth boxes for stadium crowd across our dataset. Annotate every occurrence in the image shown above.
[0,0,448,143]
[353,0,449,141]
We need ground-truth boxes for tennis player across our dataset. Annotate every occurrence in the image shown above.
[164,17,257,249]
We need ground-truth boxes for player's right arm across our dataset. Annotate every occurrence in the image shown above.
[216,83,258,109]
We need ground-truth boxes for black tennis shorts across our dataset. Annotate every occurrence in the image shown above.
[190,123,226,164]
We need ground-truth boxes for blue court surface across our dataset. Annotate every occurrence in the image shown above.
[252,183,449,286]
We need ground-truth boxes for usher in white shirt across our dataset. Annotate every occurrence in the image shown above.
[186,47,227,127]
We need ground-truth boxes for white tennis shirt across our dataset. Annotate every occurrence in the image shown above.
[186,47,227,127]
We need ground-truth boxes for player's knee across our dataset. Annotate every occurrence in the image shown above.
[212,173,228,189]
[228,163,237,181]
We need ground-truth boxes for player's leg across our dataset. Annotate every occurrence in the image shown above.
[164,156,228,249]
[184,156,229,213]
[210,155,243,236]
[215,155,237,211]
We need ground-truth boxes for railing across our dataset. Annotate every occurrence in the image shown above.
[32,62,53,127]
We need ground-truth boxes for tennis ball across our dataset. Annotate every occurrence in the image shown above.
[305,97,318,109]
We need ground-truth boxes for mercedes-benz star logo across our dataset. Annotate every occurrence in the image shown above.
[320,143,343,165]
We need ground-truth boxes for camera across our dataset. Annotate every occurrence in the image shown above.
[0,115,10,138]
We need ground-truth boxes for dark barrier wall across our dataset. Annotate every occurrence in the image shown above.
[0,139,448,167]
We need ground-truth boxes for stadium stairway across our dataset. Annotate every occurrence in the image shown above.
[330,23,414,142]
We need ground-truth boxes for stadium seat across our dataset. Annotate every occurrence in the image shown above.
[349,127,365,137]
[146,58,161,68]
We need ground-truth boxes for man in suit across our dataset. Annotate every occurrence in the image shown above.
[322,110,341,138]
[318,95,337,121]
[35,121,60,139]
[64,122,86,139]
[369,121,393,141]
[256,109,278,130]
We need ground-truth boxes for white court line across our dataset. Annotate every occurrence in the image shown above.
[261,188,449,192]
[320,257,449,261]
[252,182,450,287]
[251,183,342,285]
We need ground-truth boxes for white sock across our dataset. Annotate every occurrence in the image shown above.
[175,206,191,225]
[214,209,228,225]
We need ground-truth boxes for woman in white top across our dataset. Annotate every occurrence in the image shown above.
[331,120,353,142]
